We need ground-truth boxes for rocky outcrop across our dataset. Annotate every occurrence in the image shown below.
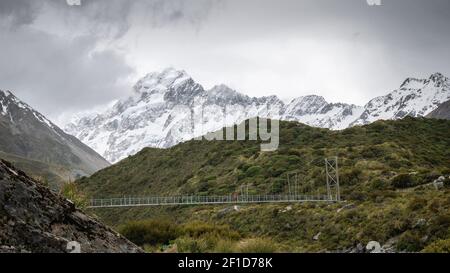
[0,159,142,253]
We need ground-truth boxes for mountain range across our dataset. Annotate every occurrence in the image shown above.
[65,68,450,163]
[0,90,110,188]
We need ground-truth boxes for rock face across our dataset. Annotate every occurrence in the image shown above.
[65,68,450,163]
[426,100,450,120]
[0,90,110,186]
[0,159,142,253]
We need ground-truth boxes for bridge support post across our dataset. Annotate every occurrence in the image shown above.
[325,157,341,201]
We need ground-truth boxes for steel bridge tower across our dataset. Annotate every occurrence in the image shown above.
[325,157,341,201]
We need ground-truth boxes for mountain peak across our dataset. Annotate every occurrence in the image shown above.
[210,84,234,92]
[400,73,448,89]
[0,90,12,96]
[0,89,55,128]
[429,72,445,81]
[290,95,327,105]
[0,89,110,185]
[206,84,252,105]
[428,72,448,87]
[400,77,426,89]
[208,84,240,97]
[134,67,192,94]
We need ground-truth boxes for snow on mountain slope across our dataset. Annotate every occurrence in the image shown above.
[351,73,450,126]
[65,69,450,163]
[0,90,110,180]
[282,95,363,130]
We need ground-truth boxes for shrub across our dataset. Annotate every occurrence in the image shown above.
[237,162,251,172]
[213,239,237,253]
[427,200,441,213]
[271,178,284,194]
[444,178,450,188]
[33,176,50,188]
[237,238,279,253]
[422,239,450,253]
[267,166,286,177]
[198,180,209,192]
[245,166,262,177]
[346,191,367,202]
[388,160,402,169]
[427,214,450,238]
[361,146,384,158]
[396,231,424,252]
[407,197,427,211]
[340,168,363,186]
[391,174,415,189]
[175,237,209,253]
[60,182,88,209]
[369,178,388,190]
[181,221,240,240]
[118,219,179,246]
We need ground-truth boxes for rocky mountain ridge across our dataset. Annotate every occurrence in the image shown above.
[0,90,110,186]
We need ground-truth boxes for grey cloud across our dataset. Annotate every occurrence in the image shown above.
[0,27,135,122]
[0,0,449,124]
[1,0,217,38]
[0,0,218,123]
[0,0,42,26]
[136,0,219,28]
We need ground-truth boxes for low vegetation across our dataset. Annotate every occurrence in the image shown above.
[77,117,450,252]
[117,218,281,253]
[60,182,89,209]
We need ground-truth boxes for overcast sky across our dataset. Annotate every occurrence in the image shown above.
[1,0,450,125]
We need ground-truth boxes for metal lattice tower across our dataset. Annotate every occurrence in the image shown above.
[325,157,341,201]
[286,171,299,199]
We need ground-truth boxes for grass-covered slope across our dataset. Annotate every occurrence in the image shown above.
[78,117,450,252]
[79,117,450,197]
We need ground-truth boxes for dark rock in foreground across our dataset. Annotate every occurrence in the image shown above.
[0,159,142,253]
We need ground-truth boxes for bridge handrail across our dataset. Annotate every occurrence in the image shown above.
[88,193,336,208]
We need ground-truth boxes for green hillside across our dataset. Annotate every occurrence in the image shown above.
[77,117,450,253]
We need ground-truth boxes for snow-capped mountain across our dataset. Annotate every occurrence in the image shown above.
[0,90,110,183]
[351,73,450,126]
[65,68,450,163]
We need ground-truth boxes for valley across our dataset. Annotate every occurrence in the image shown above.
[1,75,450,253]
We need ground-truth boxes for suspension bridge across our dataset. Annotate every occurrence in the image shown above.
[87,157,341,208]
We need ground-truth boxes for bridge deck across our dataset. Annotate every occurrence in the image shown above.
[88,194,338,208]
